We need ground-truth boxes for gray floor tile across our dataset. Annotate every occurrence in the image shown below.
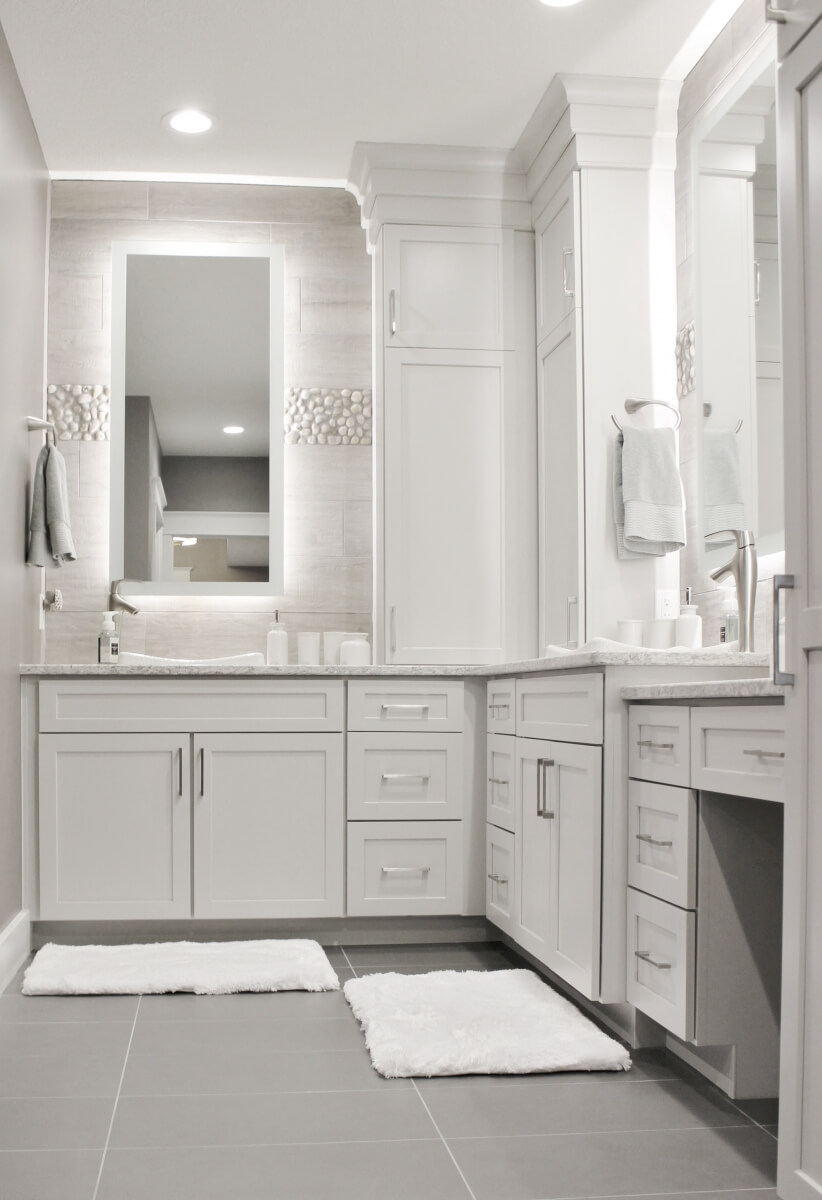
[0,994,138,1023]
[344,943,508,968]
[2,959,34,995]
[425,1077,751,1139]
[120,1045,409,1096]
[733,1097,779,1126]
[0,1020,132,1059]
[97,1140,471,1200]
[416,1048,684,1092]
[0,1048,126,1098]
[320,946,348,968]
[0,1097,112,1150]
[0,1149,101,1200]
[129,1015,361,1057]
[137,987,352,1021]
[351,963,512,978]
[450,1125,778,1200]
[110,1089,436,1147]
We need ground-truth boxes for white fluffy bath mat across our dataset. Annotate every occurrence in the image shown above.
[22,939,340,995]
[344,969,631,1078]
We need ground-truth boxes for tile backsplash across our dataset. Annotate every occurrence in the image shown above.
[43,180,372,663]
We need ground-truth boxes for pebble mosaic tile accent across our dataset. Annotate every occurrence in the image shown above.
[285,387,372,445]
[676,321,696,398]
[47,384,110,440]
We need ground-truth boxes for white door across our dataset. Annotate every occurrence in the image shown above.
[383,225,510,350]
[777,15,822,1199]
[538,312,586,650]
[193,734,344,918]
[39,733,191,919]
[534,172,581,343]
[384,347,505,663]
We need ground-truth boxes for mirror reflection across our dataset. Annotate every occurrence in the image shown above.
[696,55,782,566]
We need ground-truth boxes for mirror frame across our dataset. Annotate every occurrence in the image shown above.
[691,42,782,576]
[109,240,285,596]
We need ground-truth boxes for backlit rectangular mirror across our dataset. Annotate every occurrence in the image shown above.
[109,241,285,595]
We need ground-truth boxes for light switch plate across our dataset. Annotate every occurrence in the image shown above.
[655,589,679,619]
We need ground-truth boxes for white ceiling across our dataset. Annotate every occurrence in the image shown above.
[0,0,743,183]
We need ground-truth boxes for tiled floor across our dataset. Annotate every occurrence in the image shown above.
[0,942,778,1200]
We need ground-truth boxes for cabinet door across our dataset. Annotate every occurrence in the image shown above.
[534,173,581,343]
[486,824,515,935]
[384,348,505,663]
[538,312,586,650]
[193,734,344,918]
[383,225,510,349]
[514,737,554,964]
[39,733,190,919]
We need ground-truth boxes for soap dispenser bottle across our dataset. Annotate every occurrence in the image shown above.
[98,612,120,663]
[266,610,288,665]
[675,588,702,649]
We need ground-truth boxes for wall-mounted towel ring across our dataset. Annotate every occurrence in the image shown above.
[27,416,57,446]
[611,397,681,433]
[702,403,743,433]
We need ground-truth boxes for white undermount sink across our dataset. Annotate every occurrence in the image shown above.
[116,651,266,667]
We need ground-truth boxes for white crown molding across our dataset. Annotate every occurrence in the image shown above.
[51,170,348,188]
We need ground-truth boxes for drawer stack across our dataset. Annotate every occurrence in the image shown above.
[485,678,517,934]
[346,680,464,915]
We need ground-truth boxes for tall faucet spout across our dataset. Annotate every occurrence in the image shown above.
[109,580,140,616]
[706,530,757,651]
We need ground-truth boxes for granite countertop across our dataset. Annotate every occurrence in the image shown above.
[621,678,784,701]
[21,644,771,678]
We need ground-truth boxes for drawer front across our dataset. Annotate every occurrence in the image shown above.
[626,887,695,1041]
[486,824,515,935]
[486,733,515,832]
[628,781,697,909]
[487,679,515,734]
[690,706,786,802]
[516,674,603,743]
[347,681,464,732]
[628,705,690,786]
[346,821,463,916]
[39,679,344,733]
[347,733,462,821]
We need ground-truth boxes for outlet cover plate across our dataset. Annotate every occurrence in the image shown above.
[655,589,679,619]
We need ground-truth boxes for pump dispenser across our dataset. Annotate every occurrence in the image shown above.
[675,587,702,649]
[266,610,288,665]
[98,612,120,663]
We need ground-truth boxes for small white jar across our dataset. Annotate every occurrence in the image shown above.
[339,634,370,666]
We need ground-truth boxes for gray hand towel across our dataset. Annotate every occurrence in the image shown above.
[27,444,77,567]
[703,429,746,545]
[614,426,685,557]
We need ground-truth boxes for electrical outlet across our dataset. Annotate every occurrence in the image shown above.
[655,589,679,619]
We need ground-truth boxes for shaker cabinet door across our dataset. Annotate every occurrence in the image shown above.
[534,172,581,343]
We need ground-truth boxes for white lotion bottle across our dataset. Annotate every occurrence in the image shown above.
[266,610,289,665]
[97,612,120,663]
[675,587,702,649]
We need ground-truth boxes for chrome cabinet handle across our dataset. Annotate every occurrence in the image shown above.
[380,703,429,714]
[636,833,673,847]
[381,865,430,876]
[488,776,508,786]
[488,702,510,714]
[487,873,508,884]
[743,749,785,759]
[566,596,579,648]
[562,248,574,297]
[773,575,795,685]
[381,773,430,782]
[635,950,672,970]
[199,747,205,797]
[537,757,556,819]
[637,739,675,750]
[178,746,183,796]
[754,260,761,305]
[389,605,397,654]
[389,289,397,335]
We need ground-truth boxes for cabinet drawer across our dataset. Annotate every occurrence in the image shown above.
[347,733,462,821]
[346,821,463,916]
[39,679,344,733]
[486,825,515,935]
[516,674,603,743]
[486,733,515,833]
[628,705,690,786]
[347,681,463,732]
[628,781,697,909]
[626,888,695,1041]
[487,679,515,734]
[690,706,786,802]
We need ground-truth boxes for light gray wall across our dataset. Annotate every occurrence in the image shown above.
[0,22,49,931]
[676,0,774,648]
[44,181,372,662]
[162,456,268,513]
[124,395,162,580]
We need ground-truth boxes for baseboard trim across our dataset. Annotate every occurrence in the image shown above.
[0,910,31,992]
[665,1034,735,1096]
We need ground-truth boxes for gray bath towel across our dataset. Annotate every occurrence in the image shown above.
[614,426,685,557]
[703,429,746,546]
[27,444,77,567]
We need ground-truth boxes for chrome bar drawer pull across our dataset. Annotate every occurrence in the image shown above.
[487,776,508,786]
[636,833,674,847]
[381,703,429,714]
[635,950,672,970]
[389,289,398,335]
[487,873,508,884]
[637,739,675,750]
[537,758,556,819]
[743,748,785,759]
[381,773,430,782]
[380,865,430,876]
[562,248,574,297]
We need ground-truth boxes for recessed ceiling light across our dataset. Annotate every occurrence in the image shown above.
[173,536,198,547]
[167,109,212,134]
[223,425,244,435]
[539,0,584,6]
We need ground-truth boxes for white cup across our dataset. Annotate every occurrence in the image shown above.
[297,632,321,664]
[616,619,644,646]
[644,618,676,649]
[339,634,370,666]
[322,631,348,665]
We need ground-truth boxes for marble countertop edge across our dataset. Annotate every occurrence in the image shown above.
[621,678,785,701]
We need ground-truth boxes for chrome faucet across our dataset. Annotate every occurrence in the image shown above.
[109,579,141,616]
[709,530,757,651]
